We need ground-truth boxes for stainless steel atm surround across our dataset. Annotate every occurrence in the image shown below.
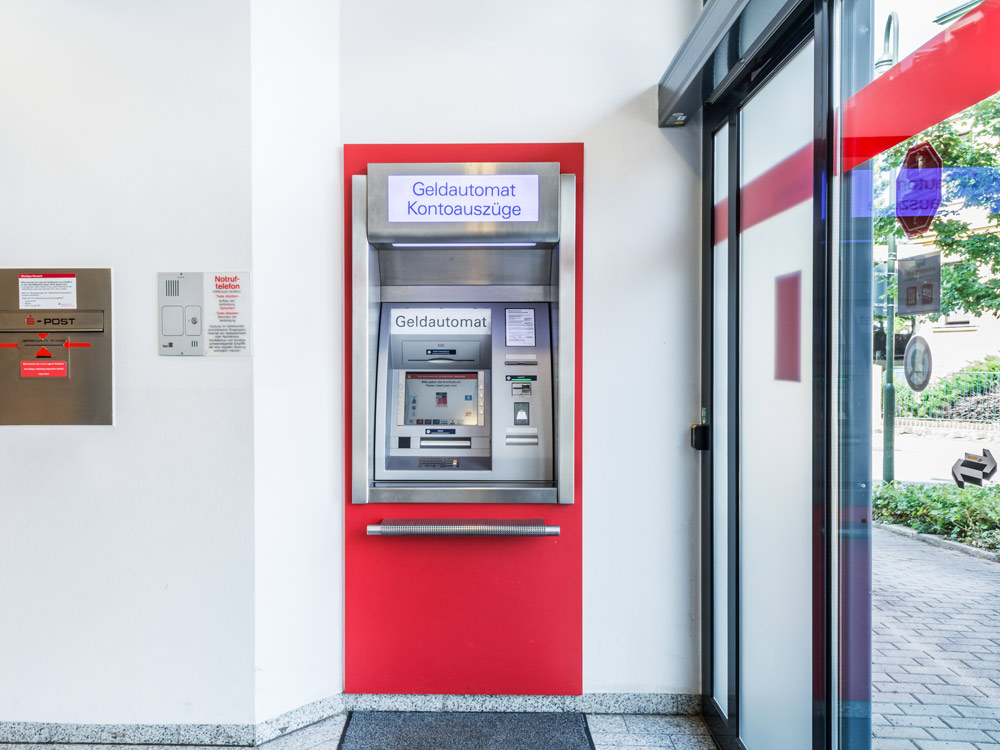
[367,518,561,536]
[351,162,576,504]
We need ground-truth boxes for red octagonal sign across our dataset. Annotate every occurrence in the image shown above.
[896,140,943,238]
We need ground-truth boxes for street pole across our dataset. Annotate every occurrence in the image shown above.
[884,229,896,483]
[875,11,899,482]
[877,13,899,485]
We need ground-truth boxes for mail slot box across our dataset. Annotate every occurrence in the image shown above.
[0,269,113,425]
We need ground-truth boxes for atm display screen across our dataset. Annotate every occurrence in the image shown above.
[404,372,478,425]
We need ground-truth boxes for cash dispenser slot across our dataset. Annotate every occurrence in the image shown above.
[402,340,479,365]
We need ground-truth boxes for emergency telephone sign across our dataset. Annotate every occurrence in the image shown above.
[158,272,251,356]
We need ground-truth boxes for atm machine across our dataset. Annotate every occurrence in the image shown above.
[373,302,554,489]
[353,162,574,507]
[346,154,581,695]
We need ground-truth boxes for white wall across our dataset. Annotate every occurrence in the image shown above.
[0,0,704,727]
[250,0,344,723]
[339,0,704,693]
[0,0,255,724]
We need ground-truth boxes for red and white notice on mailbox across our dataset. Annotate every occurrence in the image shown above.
[19,273,77,309]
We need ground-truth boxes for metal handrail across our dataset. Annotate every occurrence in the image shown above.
[367,518,560,537]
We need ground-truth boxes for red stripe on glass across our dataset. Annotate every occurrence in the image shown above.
[842,0,1000,172]
[742,144,813,233]
[713,2,1000,237]
[713,144,813,244]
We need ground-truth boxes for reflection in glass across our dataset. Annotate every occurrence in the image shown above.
[837,1,1000,748]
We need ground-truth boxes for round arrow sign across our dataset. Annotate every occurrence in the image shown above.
[903,335,932,392]
[896,141,943,238]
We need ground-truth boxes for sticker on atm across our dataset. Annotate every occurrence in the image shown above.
[21,361,68,378]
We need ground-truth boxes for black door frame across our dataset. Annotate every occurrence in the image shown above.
[698,2,833,749]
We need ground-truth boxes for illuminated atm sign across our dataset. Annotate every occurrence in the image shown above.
[387,174,539,223]
[365,162,560,245]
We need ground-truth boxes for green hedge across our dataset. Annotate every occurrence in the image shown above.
[873,482,1000,551]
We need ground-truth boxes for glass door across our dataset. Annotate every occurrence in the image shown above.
[702,25,827,750]
[834,1,1000,749]
[738,39,816,750]
[703,119,734,747]
[695,2,1000,749]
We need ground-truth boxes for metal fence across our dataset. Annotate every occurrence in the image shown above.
[895,370,1000,423]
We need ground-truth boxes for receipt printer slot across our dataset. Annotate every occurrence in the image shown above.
[420,437,472,449]
[506,435,539,446]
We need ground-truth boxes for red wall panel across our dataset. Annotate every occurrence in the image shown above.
[343,143,583,694]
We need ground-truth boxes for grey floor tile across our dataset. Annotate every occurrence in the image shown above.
[589,732,678,747]
[260,716,346,750]
[875,725,933,740]
[872,740,919,750]
[668,737,719,750]
[943,716,1000,731]
[586,714,629,733]
[888,715,948,728]
[925,726,991,742]
[0,746,224,750]
[900,704,961,717]
[623,715,709,735]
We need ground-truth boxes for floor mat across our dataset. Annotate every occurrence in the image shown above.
[338,711,593,750]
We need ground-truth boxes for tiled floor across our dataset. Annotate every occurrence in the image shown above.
[873,526,1000,750]
[585,714,716,749]
[252,711,717,750]
[261,715,347,750]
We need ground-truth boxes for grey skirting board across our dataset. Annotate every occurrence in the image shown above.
[0,692,698,747]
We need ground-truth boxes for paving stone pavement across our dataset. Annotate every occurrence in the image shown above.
[873,526,1000,750]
